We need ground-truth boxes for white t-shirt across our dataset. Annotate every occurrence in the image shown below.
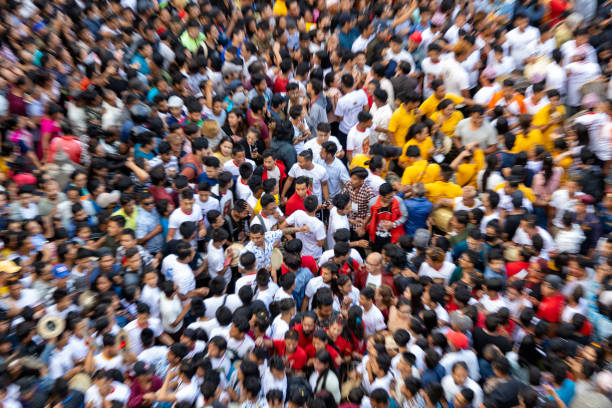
[227,335,255,359]
[362,305,386,337]
[479,294,507,313]
[187,319,219,339]
[125,317,164,354]
[235,178,252,201]
[168,206,203,244]
[203,295,243,319]
[175,380,199,404]
[235,273,258,294]
[287,163,329,202]
[49,347,74,379]
[565,61,601,106]
[93,352,124,372]
[304,276,330,308]
[318,248,363,266]
[473,84,500,106]
[303,136,343,159]
[365,273,382,289]
[366,171,385,193]
[85,385,104,408]
[422,57,444,98]
[138,345,168,369]
[140,285,162,318]
[418,261,455,285]
[172,261,196,296]
[506,26,540,68]
[250,212,279,232]
[160,294,184,333]
[285,210,326,259]
[269,315,290,340]
[207,240,230,285]
[346,124,371,155]
[335,89,369,134]
[440,57,469,96]
[222,158,256,178]
[196,196,220,227]
[326,206,350,249]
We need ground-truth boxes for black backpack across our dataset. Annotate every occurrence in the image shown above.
[579,166,604,202]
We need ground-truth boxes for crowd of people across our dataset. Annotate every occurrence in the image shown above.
[0,0,612,407]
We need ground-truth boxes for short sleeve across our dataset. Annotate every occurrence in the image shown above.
[388,112,399,133]
[314,221,326,241]
[285,211,297,226]
[168,212,181,230]
[334,99,344,117]
[288,164,299,178]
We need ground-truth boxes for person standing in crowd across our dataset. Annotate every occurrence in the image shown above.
[0,2,610,408]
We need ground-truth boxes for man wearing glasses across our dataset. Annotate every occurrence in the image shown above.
[136,192,164,255]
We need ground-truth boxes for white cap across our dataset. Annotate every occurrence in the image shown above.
[168,95,184,108]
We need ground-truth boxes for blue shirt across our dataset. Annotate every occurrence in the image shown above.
[135,206,164,253]
[314,157,350,199]
[293,267,314,310]
[403,197,433,236]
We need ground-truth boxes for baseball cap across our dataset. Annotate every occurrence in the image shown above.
[52,264,70,279]
[168,95,184,109]
[133,361,154,376]
[409,31,422,43]
[447,330,469,349]
[544,274,563,290]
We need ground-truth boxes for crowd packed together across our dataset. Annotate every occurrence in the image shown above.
[1,0,612,407]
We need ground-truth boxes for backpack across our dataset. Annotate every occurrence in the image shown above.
[286,375,313,403]
[579,166,604,202]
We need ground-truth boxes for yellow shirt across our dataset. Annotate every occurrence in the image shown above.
[112,208,139,231]
[388,104,416,146]
[350,154,370,170]
[254,194,279,215]
[399,137,434,166]
[419,93,464,118]
[401,160,441,185]
[273,0,287,15]
[532,104,566,151]
[553,152,573,183]
[431,110,464,138]
[512,129,543,153]
[425,181,463,204]
[456,149,484,188]
[495,183,536,202]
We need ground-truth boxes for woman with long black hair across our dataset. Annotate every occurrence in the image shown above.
[309,349,341,404]
[340,305,366,357]
[478,153,504,193]
[532,152,563,228]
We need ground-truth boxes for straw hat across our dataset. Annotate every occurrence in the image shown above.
[225,243,245,267]
[37,315,65,340]
[69,373,92,393]
[271,248,283,271]
[201,119,220,139]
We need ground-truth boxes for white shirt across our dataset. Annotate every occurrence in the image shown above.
[318,247,363,266]
[227,335,255,359]
[305,276,330,308]
[370,103,393,143]
[513,226,556,258]
[124,318,163,354]
[480,294,508,313]
[235,179,252,201]
[592,120,612,161]
[203,294,243,319]
[440,349,480,381]
[93,352,124,372]
[288,163,329,202]
[207,240,230,285]
[160,294,184,333]
[506,26,540,68]
[285,210,326,259]
[262,369,288,400]
[222,158,256,178]
[418,261,455,284]
[440,57,469,96]
[565,61,601,106]
[269,315,290,340]
[176,380,199,404]
[335,89,369,133]
[235,273,258,294]
[362,305,386,337]
[473,84,500,106]
[303,136,343,159]
[141,285,162,318]
[49,347,74,379]
[138,345,168,369]
[550,190,581,228]
[366,171,385,193]
[422,57,444,98]
[250,212,279,232]
[365,273,382,289]
[555,224,586,254]
[561,40,597,66]
[326,207,350,250]
[352,34,374,53]
[168,205,203,244]
[85,385,104,408]
[441,375,483,408]
[171,260,196,296]
[546,62,567,97]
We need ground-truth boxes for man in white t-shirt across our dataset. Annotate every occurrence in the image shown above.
[207,228,231,285]
[303,262,336,311]
[250,193,283,232]
[165,241,208,300]
[282,149,329,204]
[346,111,373,162]
[281,195,326,259]
[222,144,256,177]
[124,303,168,354]
[334,73,369,139]
[167,188,204,246]
[505,14,540,69]
[269,298,296,340]
[565,50,601,109]
[303,123,344,159]
[203,276,243,318]
[359,287,386,337]
[440,45,471,97]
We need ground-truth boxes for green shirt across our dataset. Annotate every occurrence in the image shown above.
[180,31,206,53]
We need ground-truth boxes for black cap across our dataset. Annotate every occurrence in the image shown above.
[133,361,154,376]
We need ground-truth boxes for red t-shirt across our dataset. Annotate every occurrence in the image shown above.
[273,76,289,93]
[281,255,318,276]
[305,344,340,367]
[148,185,173,203]
[293,323,314,349]
[48,136,82,164]
[273,340,308,370]
[246,110,269,141]
[331,335,353,356]
[506,261,530,279]
[285,191,310,217]
[536,293,565,323]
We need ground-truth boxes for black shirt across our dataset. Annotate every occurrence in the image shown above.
[473,327,512,357]
[483,378,524,408]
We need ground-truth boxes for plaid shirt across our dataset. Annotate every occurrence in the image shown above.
[342,181,377,224]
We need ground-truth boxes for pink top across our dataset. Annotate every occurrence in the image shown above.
[532,167,563,205]
[39,118,61,159]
